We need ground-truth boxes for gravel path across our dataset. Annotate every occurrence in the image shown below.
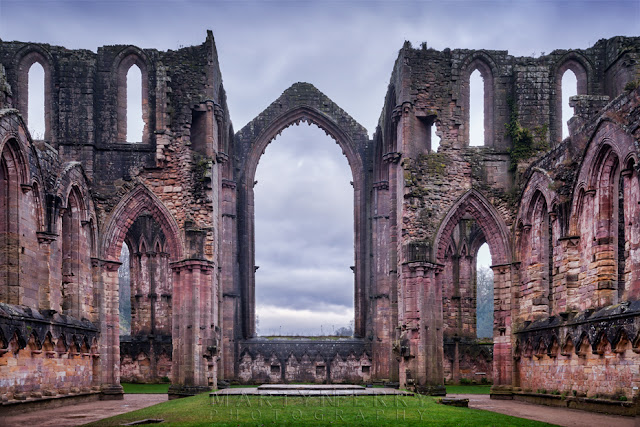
[450,393,637,427]
[2,394,167,427]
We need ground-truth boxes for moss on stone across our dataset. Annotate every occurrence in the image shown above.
[506,98,549,172]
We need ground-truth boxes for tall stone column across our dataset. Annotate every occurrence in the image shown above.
[490,263,514,399]
[168,259,216,399]
[93,258,124,399]
[399,261,445,395]
[219,171,238,380]
[371,180,393,381]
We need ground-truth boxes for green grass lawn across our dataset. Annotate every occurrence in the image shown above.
[86,392,554,426]
[445,385,492,394]
[121,382,170,394]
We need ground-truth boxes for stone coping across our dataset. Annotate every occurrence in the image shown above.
[212,385,413,397]
[513,392,638,417]
[0,391,101,416]
[258,384,365,390]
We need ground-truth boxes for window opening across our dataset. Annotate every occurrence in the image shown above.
[119,243,131,336]
[126,65,143,143]
[561,70,578,140]
[469,70,484,147]
[27,62,45,140]
[475,242,493,338]
[431,122,441,152]
[254,123,354,336]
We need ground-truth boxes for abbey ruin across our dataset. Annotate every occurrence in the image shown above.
[0,31,639,413]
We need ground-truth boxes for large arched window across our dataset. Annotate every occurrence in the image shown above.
[560,70,578,140]
[117,54,149,143]
[469,70,485,147]
[27,62,45,139]
[254,122,354,336]
[555,58,588,142]
[464,58,494,147]
[126,65,144,143]
[17,50,52,141]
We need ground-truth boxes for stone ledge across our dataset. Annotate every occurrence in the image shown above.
[513,392,638,416]
[0,391,101,416]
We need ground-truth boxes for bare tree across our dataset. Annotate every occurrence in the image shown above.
[476,266,494,339]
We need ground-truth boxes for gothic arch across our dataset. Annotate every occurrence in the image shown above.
[14,44,55,142]
[55,162,97,255]
[551,52,593,142]
[0,111,46,192]
[570,119,636,233]
[434,189,511,266]
[101,185,183,262]
[460,52,498,147]
[113,46,152,143]
[234,82,369,338]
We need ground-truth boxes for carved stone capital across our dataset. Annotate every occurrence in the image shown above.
[383,152,402,164]
[373,180,389,190]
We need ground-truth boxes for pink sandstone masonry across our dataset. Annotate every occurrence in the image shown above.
[0,32,639,415]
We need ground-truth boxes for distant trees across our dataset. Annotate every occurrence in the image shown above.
[476,266,494,339]
[118,244,131,336]
[334,325,353,337]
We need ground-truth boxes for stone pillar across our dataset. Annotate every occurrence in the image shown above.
[219,169,237,380]
[36,232,57,311]
[168,259,216,399]
[371,180,393,381]
[490,263,514,399]
[93,258,124,400]
[559,236,580,311]
[399,261,445,395]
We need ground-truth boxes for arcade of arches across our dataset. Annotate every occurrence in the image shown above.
[0,32,640,413]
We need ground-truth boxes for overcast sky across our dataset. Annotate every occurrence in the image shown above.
[1,0,638,335]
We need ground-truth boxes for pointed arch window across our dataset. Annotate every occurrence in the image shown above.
[555,59,588,142]
[117,54,149,143]
[469,70,484,146]
[17,50,52,141]
[27,62,45,139]
[465,59,494,147]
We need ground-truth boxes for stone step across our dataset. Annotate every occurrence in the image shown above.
[258,384,365,391]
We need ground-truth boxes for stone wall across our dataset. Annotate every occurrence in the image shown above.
[236,339,372,384]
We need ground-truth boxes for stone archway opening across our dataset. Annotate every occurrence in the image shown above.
[431,190,512,390]
[228,83,371,384]
[117,215,173,384]
[254,122,354,337]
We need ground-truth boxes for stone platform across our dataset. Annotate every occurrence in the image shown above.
[212,384,413,396]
